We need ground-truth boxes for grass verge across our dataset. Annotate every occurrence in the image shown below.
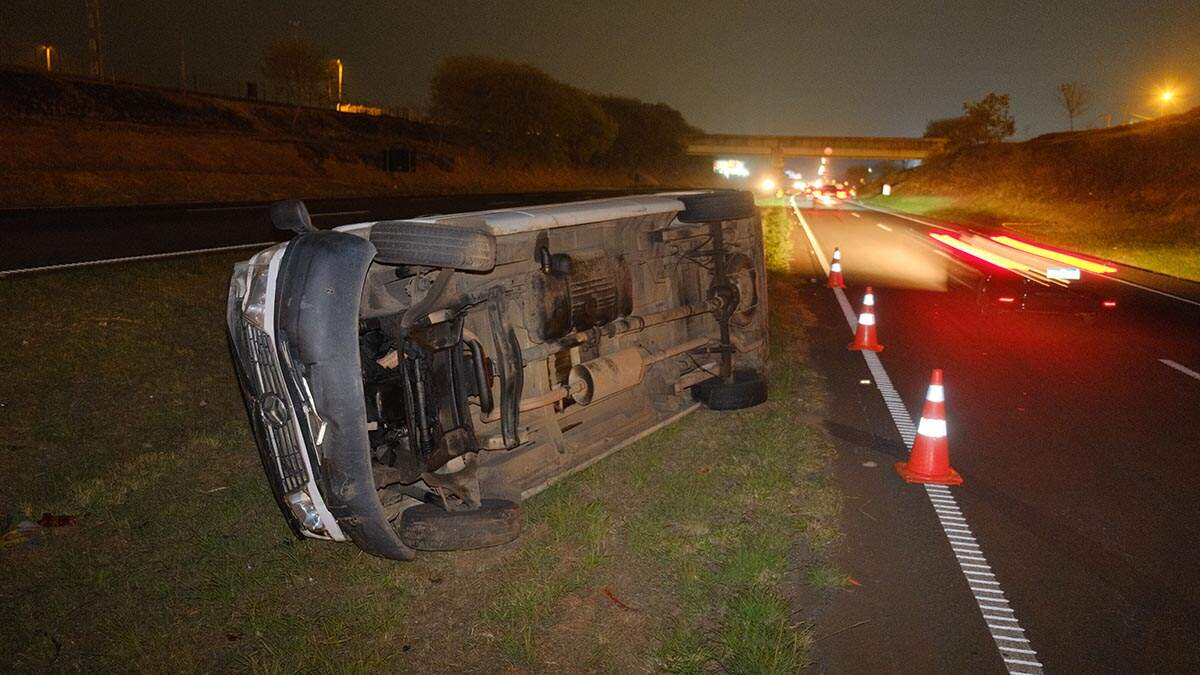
[0,210,837,672]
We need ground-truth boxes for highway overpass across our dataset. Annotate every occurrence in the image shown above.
[686,134,948,167]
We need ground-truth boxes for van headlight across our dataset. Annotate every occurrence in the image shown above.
[286,490,325,532]
[239,245,286,330]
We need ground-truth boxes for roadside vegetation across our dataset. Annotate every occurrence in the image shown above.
[0,207,840,672]
[873,106,1200,281]
[0,53,711,209]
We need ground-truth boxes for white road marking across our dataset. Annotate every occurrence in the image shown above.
[1159,359,1200,381]
[816,270,1044,671]
[310,209,370,218]
[791,196,830,276]
[1105,275,1200,308]
[851,212,861,218]
[187,204,267,212]
[877,222,893,232]
[0,241,277,276]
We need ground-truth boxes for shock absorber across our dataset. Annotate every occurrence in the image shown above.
[709,219,735,381]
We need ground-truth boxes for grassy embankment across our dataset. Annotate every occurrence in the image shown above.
[0,68,713,209]
[0,208,841,672]
[867,108,1200,281]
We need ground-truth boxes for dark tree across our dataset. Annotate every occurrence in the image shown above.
[1057,82,1090,131]
[262,26,331,105]
[842,164,872,185]
[431,56,616,163]
[924,92,1015,151]
[592,95,698,172]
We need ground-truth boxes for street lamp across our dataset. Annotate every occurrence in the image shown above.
[1157,87,1179,117]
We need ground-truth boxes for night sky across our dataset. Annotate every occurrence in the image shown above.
[4,1,1198,138]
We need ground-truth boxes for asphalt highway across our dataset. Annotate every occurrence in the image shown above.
[0,189,656,274]
[793,202,1200,672]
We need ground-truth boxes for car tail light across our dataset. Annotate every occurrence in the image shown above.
[1102,300,1117,308]
[998,296,1016,303]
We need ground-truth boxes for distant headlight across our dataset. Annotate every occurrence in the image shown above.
[240,244,286,330]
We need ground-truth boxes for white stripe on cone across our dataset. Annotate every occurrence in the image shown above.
[833,249,842,261]
[917,417,947,438]
[927,384,945,402]
[864,293,875,306]
[858,312,875,326]
[831,262,842,272]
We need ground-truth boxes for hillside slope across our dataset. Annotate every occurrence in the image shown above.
[875,108,1200,279]
[0,68,709,209]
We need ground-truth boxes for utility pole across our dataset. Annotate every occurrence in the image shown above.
[178,38,188,90]
[37,44,55,71]
[84,0,105,78]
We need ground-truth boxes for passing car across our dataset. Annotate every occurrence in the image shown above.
[226,191,769,560]
[931,230,1117,319]
[815,184,848,206]
[977,271,1116,317]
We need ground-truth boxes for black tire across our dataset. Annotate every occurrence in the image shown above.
[692,368,768,410]
[370,221,496,272]
[398,498,522,551]
[676,191,757,223]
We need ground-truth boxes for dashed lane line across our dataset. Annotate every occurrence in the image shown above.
[793,203,1045,673]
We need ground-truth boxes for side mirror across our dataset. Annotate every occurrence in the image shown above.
[270,199,316,234]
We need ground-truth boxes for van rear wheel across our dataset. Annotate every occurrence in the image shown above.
[692,368,768,410]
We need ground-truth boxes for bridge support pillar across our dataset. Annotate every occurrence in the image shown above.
[770,147,785,173]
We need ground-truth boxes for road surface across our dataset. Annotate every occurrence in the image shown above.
[0,190,657,274]
[791,201,1200,672]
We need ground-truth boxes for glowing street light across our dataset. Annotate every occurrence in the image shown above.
[1157,86,1180,117]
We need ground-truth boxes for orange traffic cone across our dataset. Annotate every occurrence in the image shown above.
[827,248,846,288]
[896,369,962,485]
[848,286,883,351]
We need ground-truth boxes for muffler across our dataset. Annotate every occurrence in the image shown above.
[568,336,708,406]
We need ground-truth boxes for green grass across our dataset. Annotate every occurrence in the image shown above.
[761,206,794,273]
[805,564,852,591]
[0,215,839,672]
